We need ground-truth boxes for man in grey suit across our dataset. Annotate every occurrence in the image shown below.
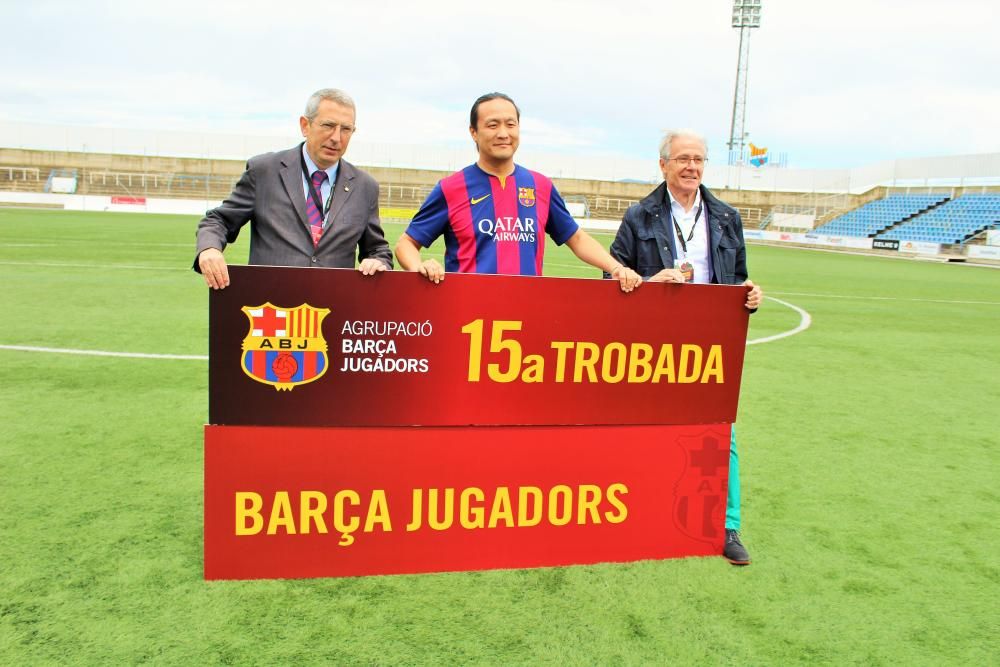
[195,88,393,289]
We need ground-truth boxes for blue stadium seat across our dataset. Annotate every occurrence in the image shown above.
[879,193,1000,244]
[816,194,949,238]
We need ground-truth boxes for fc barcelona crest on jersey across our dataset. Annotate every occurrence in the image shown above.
[240,303,331,391]
[518,187,535,207]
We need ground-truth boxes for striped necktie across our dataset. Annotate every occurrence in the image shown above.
[306,170,329,247]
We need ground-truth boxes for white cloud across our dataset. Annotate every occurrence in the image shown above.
[1,0,998,170]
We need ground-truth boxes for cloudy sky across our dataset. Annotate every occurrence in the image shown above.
[2,0,997,170]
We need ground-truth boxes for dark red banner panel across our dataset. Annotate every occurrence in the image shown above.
[204,423,732,580]
[209,266,749,427]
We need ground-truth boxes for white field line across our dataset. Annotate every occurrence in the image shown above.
[0,241,190,247]
[1,297,812,360]
[746,297,811,345]
[0,261,186,271]
[770,290,1000,306]
[9,255,988,302]
[0,345,207,360]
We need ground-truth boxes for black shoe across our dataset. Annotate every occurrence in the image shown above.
[723,529,751,565]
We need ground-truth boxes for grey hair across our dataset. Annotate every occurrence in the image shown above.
[304,88,356,121]
[659,129,708,159]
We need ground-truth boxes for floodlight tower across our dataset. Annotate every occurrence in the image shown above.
[727,0,762,166]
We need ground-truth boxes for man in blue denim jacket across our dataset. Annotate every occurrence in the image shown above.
[609,129,763,565]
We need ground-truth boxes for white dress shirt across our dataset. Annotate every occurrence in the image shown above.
[667,188,710,284]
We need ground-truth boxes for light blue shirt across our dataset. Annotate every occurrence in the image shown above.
[301,144,340,227]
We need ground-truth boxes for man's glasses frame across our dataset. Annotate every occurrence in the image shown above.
[666,156,707,166]
[315,121,356,136]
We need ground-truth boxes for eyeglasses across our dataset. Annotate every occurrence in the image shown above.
[315,121,355,136]
[667,156,706,166]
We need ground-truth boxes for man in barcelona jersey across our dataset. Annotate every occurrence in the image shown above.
[395,93,642,291]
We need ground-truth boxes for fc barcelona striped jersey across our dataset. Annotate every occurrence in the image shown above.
[404,164,579,275]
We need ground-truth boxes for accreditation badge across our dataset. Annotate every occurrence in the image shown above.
[674,259,694,283]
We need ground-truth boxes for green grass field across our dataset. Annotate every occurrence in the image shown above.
[2,208,998,665]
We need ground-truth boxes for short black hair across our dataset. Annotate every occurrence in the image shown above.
[470,92,520,129]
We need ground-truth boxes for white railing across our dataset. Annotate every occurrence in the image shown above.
[1,166,40,180]
[88,171,165,188]
[593,197,638,212]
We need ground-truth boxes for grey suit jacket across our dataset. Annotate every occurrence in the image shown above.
[193,145,392,271]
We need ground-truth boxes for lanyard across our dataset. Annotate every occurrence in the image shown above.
[300,151,336,218]
[671,203,703,254]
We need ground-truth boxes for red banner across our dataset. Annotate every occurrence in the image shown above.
[209,267,749,427]
[205,423,731,580]
[205,266,749,579]
[110,195,146,205]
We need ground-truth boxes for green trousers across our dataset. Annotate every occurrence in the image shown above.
[726,426,741,531]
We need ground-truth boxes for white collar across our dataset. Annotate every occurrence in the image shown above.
[667,186,702,217]
[301,144,339,181]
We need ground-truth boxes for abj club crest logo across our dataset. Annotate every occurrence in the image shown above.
[240,303,330,391]
[673,431,730,544]
[518,187,535,207]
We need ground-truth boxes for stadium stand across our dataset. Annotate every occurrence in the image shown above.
[82,171,238,199]
[811,191,1000,245]
[878,193,1000,245]
[380,184,433,209]
[0,166,41,192]
[814,193,949,238]
[590,194,762,226]
[9,149,997,248]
